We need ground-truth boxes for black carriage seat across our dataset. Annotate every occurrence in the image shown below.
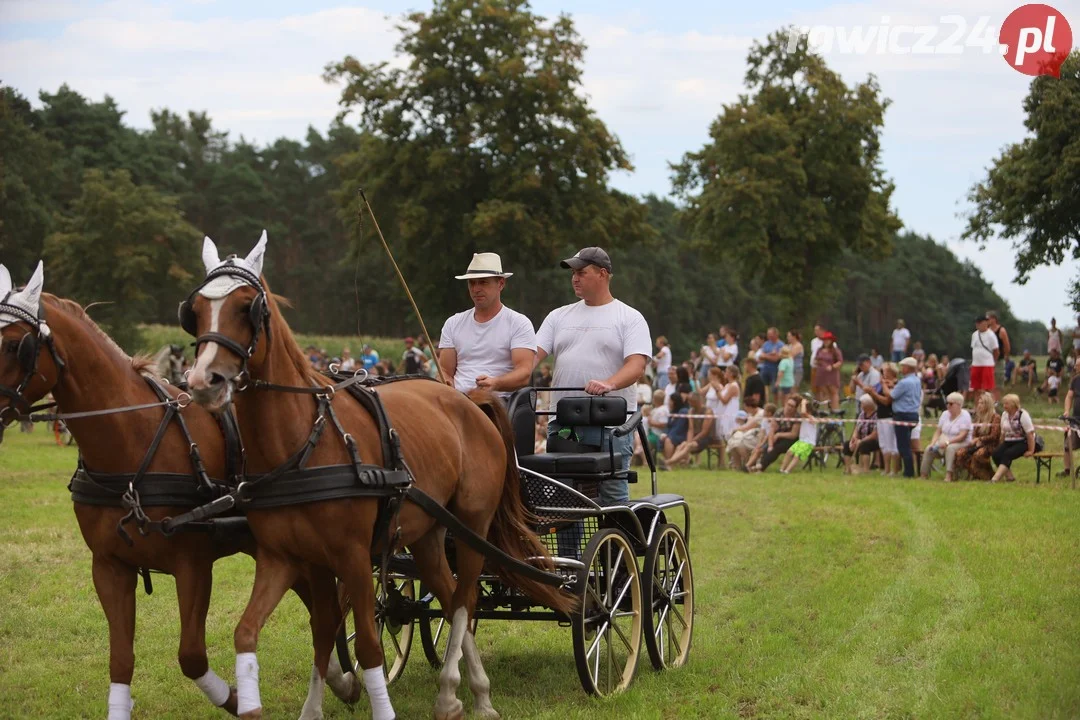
[507,392,636,481]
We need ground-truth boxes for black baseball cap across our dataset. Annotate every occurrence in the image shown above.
[856,353,870,364]
[561,247,613,273]
[974,314,988,323]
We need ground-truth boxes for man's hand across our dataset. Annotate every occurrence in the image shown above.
[474,375,497,391]
[585,379,615,395]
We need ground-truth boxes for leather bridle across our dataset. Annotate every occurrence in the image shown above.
[0,297,66,425]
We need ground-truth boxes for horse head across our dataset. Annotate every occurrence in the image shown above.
[0,261,65,433]
[183,231,272,411]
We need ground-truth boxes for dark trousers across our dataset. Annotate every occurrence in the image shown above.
[992,440,1027,468]
[894,411,919,477]
[760,438,795,471]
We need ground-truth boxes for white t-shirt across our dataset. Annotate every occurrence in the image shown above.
[971,329,999,367]
[655,345,672,375]
[1048,375,1061,391]
[536,299,652,411]
[717,343,739,368]
[891,327,910,352]
[938,409,973,445]
[648,405,669,432]
[1001,409,1035,442]
[713,382,741,439]
[810,337,822,364]
[798,416,818,444]
[636,382,653,406]
[439,305,536,395]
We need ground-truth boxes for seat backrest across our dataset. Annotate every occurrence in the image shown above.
[506,389,537,458]
[554,396,627,428]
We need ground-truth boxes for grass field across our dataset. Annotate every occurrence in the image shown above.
[2,428,1080,719]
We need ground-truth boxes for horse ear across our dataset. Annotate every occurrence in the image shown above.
[202,236,222,274]
[13,260,44,312]
[0,264,11,298]
[245,229,267,277]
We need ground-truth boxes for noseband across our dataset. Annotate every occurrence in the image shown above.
[0,299,66,424]
[179,260,271,385]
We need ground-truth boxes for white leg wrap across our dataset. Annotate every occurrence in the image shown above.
[363,667,395,720]
[194,669,231,707]
[107,683,133,720]
[299,664,326,720]
[236,652,261,715]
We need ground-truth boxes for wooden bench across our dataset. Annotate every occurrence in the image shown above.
[1032,452,1064,484]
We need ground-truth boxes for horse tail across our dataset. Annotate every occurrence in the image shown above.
[467,390,578,615]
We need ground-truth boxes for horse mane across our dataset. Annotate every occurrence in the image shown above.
[261,277,325,386]
[42,294,160,378]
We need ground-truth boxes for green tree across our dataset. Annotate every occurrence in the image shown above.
[324,0,650,327]
[44,169,201,349]
[0,86,62,275]
[672,29,901,325]
[963,51,1080,310]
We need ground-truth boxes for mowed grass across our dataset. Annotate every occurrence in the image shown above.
[2,429,1080,719]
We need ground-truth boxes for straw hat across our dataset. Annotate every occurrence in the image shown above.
[455,252,513,280]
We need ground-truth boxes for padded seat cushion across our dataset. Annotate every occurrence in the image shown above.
[632,493,685,507]
[519,452,623,475]
[555,396,627,427]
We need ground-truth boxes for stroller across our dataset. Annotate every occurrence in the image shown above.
[924,358,969,415]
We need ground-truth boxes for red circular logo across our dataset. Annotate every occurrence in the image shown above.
[1000,4,1073,76]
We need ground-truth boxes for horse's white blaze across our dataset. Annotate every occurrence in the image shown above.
[190,297,226,386]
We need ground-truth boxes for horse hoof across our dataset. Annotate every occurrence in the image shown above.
[223,687,239,717]
[239,710,262,720]
[328,670,361,705]
[476,708,501,720]
[434,698,465,720]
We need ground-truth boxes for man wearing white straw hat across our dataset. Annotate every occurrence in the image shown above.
[437,252,536,397]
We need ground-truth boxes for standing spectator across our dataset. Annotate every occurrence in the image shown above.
[776,346,795,407]
[860,364,900,476]
[758,327,784,399]
[416,335,439,378]
[869,348,884,370]
[653,336,672,389]
[361,344,380,371]
[1048,318,1064,356]
[401,337,428,375]
[955,392,1002,481]
[705,366,740,467]
[663,367,679,403]
[911,341,926,368]
[919,392,973,482]
[842,395,880,475]
[742,357,766,409]
[814,333,844,410]
[1014,350,1037,387]
[987,311,1011,396]
[890,319,911,363]
[1061,365,1080,478]
[699,333,720,382]
[339,347,357,372]
[969,315,999,400]
[717,329,739,369]
[861,358,921,477]
[787,330,805,389]
[850,354,881,398]
[808,324,837,399]
[990,394,1036,483]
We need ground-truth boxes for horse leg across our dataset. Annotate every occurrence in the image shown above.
[336,548,396,720]
[174,561,238,715]
[291,576,360,705]
[298,567,341,720]
[435,544,492,720]
[412,527,457,655]
[91,556,137,720]
[233,550,299,720]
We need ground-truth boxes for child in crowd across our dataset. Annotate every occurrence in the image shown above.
[744,403,778,471]
[779,399,818,474]
[776,345,795,407]
[1048,373,1060,404]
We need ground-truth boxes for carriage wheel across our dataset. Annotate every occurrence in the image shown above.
[419,583,479,668]
[642,524,694,670]
[571,528,643,697]
[339,576,415,683]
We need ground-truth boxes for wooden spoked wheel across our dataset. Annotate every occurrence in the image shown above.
[571,528,643,696]
[642,524,694,670]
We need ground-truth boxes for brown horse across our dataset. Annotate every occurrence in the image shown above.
[0,263,358,719]
[184,234,573,719]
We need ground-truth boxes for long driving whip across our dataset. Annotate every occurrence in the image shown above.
[358,188,448,385]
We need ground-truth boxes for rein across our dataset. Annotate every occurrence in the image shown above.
[18,394,190,424]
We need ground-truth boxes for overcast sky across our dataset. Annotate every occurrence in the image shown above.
[2,0,1077,325]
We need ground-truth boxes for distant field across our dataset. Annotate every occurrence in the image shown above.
[2,429,1079,719]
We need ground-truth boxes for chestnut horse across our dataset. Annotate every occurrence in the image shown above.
[0,263,358,720]
[183,233,573,720]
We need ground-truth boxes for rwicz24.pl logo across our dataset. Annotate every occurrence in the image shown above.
[788,4,1072,76]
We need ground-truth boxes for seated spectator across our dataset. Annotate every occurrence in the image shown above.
[869,348,884,370]
[912,341,926,368]
[1015,350,1037,387]
[1039,348,1064,395]
[920,392,973,482]
[779,398,819,474]
[681,361,700,392]
[663,366,679,402]
[664,393,717,467]
[751,396,801,473]
[955,392,1001,481]
[645,389,668,456]
[990,394,1037,483]
[635,374,653,407]
[660,393,691,468]
[1004,356,1016,385]
[1048,373,1061,404]
[842,395,880,475]
[361,344,380,371]
[340,347,357,372]
[739,402,776,472]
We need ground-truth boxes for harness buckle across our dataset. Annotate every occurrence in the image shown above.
[322,385,336,401]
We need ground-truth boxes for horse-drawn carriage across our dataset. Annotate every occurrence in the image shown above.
[0,240,694,718]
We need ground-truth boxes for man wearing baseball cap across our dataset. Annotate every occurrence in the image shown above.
[437,252,535,397]
[970,314,999,401]
[535,246,651,506]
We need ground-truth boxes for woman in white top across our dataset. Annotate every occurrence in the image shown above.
[705,366,740,465]
[700,333,720,380]
[717,329,739,369]
[728,405,766,471]
[919,392,973,482]
[990,393,1037,483]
